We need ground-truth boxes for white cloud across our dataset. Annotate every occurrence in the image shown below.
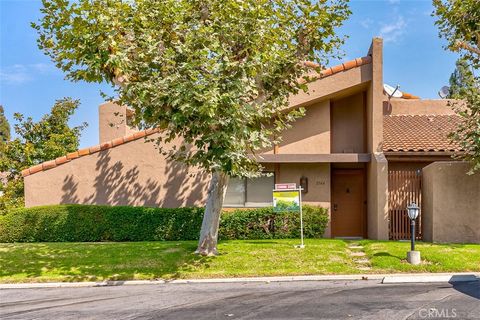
[379,16,407,43]
[0,63,56,85]
[360,18,374,29]
[0,64,32,84]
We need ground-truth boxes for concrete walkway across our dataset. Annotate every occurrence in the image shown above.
[347,242,372,271]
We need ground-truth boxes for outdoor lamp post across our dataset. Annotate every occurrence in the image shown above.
[406,202,421,265]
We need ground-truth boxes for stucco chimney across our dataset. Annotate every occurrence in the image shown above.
[98,101,137,143]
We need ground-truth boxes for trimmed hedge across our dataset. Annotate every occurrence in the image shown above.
[219,205,328,240]
[0,204,328,242]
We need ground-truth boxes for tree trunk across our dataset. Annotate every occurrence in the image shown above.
[195,170,229,256]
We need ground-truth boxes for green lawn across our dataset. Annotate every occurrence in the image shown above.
[361,240,480,273]
[0,239,479,283]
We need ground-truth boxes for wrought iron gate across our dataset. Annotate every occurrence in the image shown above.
[388,170,422,240]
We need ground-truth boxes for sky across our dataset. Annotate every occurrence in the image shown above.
[0,0,459,149]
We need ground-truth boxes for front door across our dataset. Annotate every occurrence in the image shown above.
[331,169,366,237]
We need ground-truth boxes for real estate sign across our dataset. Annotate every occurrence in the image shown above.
[273,190,300,212]
[272,184,305,248]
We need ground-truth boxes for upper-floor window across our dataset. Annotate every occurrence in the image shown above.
[224,173,274,207]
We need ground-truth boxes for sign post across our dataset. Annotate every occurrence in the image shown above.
[298,187,304,248]
[273,183,304,248]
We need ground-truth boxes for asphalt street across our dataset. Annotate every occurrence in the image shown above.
[0,279,479,320]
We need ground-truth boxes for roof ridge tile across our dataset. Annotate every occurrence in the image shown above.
[300,55,372,84]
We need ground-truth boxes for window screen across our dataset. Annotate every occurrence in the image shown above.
[224,173,274,207]
[224,177,245,206]
[246,175,274,206]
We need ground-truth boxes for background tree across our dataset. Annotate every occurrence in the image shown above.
[447,58,475,98]
[0,98,87,214]
[433,0,480,173]
[0,105,10,143]
[34,0,350,255]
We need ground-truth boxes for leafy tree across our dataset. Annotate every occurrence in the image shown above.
[0,98,87,214]
[0,105,10,143]
[433,0,480,173]
[448,58,475,98]
[34,0,350,255]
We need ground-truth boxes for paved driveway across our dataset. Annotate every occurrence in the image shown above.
[0,280,479,319]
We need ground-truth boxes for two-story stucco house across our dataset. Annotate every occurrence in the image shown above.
[21,38,480,243]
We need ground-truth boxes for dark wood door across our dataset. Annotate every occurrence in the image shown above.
[331,169,366,237]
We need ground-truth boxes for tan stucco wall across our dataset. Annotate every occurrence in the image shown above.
[388,162,432,171]
[278,100,331,154]
[383,99,455,116]
[25,134,210,208]
[364,38,389,240]
[99,102,137,143]
[331,92,365,153]
[366,38,384,153]
[367,153,389,240]
[289,64,372,108]
[276,163,331,237]
[422,162,480,243]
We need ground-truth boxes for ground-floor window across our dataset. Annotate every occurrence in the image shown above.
[224,173,274,207]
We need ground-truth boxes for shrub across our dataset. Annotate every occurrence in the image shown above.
[0,204,328,242]
[219,205,329,240]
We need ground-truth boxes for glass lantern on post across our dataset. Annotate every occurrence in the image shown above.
[406,202,420,251]
[406,202,421,265]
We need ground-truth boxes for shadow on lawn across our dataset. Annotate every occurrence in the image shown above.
[242,241,280,245]
[0,242,213,282]
[373,252,403,259]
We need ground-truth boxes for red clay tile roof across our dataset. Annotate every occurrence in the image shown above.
[383,115,463,152]
[301,56,372,83]
[21,128,160,177]
[400,92,420,100]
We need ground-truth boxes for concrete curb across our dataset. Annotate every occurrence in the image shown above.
[0,275,377,289]
[168,274,383,284]
[382,274,479,284]
[0,273,478,289]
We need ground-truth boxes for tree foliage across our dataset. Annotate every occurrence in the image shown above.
[0,98,87,214]
[434,0,480,173]
[33,0,350,178]
[33,0,350,254]
[0,105,10,143]
[433,0,480,68]
[448,58,475,98]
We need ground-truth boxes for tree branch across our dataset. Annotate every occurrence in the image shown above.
[455,40,480,56]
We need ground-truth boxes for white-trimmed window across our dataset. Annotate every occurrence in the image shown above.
[224,173,274,207]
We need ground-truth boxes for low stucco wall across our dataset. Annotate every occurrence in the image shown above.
[24,134,210,208]
[383,99,455,116]
[422,162,480,244]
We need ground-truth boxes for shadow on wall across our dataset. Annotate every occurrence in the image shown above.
[60,148,209,208]
[160,158,209,207]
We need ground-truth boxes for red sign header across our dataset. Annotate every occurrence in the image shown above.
[274,183,297,190]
